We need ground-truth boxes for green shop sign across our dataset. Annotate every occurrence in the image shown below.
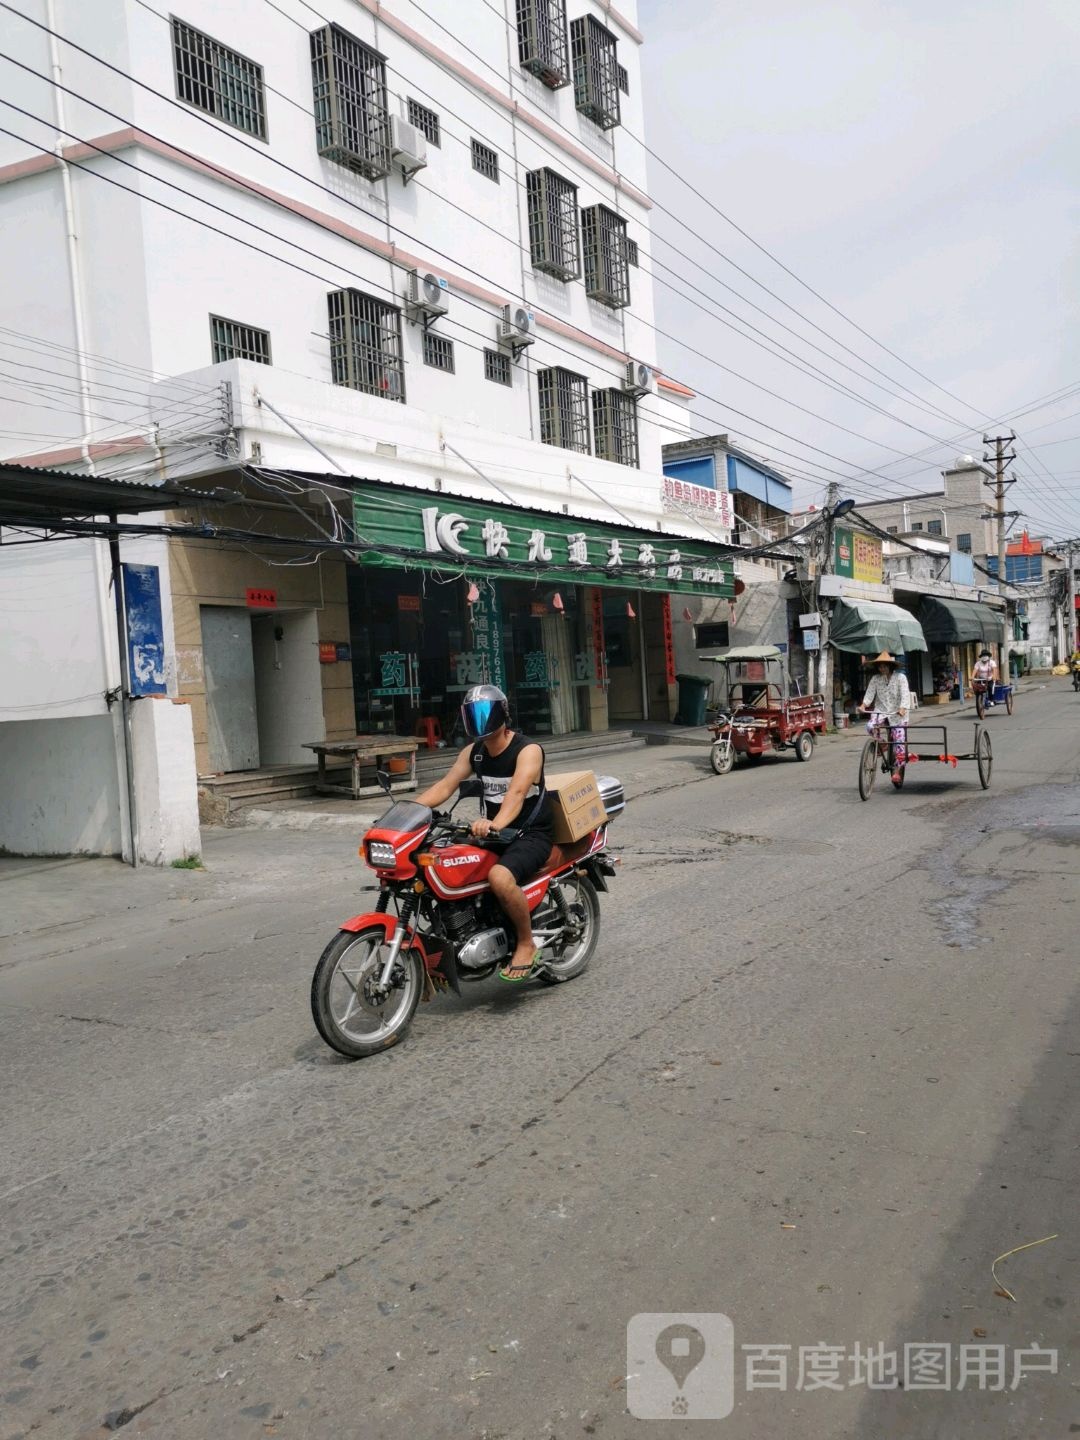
[351,482,734,597]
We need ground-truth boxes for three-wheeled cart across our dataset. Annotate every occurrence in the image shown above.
[701,646,828,776]
[858,720,992,800]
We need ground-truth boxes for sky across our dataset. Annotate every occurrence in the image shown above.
[637,0,1080,539]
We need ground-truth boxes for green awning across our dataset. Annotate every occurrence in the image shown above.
[917,596,1005,646]
[829,600,927,654]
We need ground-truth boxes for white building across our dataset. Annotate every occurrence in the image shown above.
[1,0,739,847]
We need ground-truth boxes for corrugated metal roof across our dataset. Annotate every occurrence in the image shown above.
[0,463,221,522]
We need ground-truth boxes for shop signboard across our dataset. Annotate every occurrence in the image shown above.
[661,475,734,532]
[833,528,883,585]
[661,594,676,686]
[520,651,553,689]
[121,562,167,696]
[352,482,734,598]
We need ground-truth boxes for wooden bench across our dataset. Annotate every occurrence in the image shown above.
[303,736,420,799]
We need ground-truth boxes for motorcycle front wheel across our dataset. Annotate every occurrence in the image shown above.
[311,927,424,1059]
[537,873,601,985]
[710,737,734,775]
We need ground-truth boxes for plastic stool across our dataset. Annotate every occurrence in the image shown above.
[415,716,443,750]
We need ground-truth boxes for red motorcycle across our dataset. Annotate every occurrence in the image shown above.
[310,776,624,1059]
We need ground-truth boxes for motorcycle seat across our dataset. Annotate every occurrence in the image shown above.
[537,834,598,877]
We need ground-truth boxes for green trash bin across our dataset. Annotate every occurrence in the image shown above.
[674,673,713,726]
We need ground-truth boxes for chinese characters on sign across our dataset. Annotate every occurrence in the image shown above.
[661,476,734,531]
[245,587,277,609]
[372,651,420,697]
[591,589,607,691]
[470,585,506,693]
[833,527,883,585]
[520,651,552,689]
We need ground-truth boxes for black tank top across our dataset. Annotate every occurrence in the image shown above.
[470,732,553,836]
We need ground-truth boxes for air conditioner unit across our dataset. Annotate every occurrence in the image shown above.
[406,269,449,325]
[390,113,427,181]
[623,360,656,397]
[498,303,535,358]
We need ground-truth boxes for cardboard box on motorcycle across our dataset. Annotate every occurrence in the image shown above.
[546,770,608,843]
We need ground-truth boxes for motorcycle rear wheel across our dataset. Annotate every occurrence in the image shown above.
[311,927,424,1059]
[537,873,601,985]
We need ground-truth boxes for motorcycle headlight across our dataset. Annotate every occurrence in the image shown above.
[366,841,397,869]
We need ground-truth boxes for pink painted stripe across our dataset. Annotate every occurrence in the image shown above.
[602,3,645,45]
[7,436,146,467]
[4,125,643,373]
[658,376,696,398]
[355,0,651,209]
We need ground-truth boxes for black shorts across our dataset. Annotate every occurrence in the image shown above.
[492,829,554,885]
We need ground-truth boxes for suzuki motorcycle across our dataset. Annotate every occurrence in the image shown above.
[310,775,624,1059]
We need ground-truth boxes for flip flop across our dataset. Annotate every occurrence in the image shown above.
[499,951,541,983]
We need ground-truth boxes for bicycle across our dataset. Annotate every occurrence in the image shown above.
[858,720,905,801]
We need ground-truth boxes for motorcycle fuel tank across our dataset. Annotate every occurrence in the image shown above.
[428,844,499,894]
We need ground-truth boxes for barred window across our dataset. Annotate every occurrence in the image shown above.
[407,97,440,147]
[625,236,639,267]
[471,138,499,182]
[517,0,570,89]
[526,167,579,281]
[617,63,629,95]
[582,204,630,308]
[538,367,589,453]
[592,388,639,468]
[172,20,266,138]
[210,316,271,365]
[570,15,620,130]
[484,348,513,386]
[422,331,454,373]
[327,289,405,402]
[311,24,392,180]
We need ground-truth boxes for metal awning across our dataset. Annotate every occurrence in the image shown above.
[917,596,1005,646]
[699,646,782,662]
[0,462,217,524]
[829,599,927,654]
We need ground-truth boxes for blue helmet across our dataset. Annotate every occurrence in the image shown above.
[461,684,509,739]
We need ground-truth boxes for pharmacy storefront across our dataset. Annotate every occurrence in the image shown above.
[346,481,734,742]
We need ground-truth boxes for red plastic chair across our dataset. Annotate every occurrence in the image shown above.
[415,716,443,750]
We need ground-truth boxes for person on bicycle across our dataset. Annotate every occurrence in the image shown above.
[858,651,910,787]
[416,684,554,983]
[972,649,997,706]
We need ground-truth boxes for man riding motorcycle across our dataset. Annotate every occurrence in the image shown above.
[417,684,553,983]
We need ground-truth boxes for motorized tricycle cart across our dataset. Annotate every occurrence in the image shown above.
[701,646,828,775]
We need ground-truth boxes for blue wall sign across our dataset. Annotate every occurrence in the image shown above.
[121,562,167,696]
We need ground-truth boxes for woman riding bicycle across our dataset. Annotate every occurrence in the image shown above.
[858,651,911,788]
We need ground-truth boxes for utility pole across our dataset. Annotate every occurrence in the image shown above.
[813,481,841,702]
[982,432,1017,677]
[1067,539,1077,656]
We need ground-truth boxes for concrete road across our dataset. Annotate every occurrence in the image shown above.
[1,683,1078,1439]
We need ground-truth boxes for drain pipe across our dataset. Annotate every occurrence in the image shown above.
[47,0,95,474]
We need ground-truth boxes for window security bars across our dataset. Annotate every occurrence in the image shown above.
[617,62,629,95]
[517,0,570,89]
[210,316,271,365]
[538,368,589,453]
[172,20,266,138]
[484,348,513,386]
[328,289,405,401]
[625,236,639,267]
[527,168,580,281]
[407,97,441,147]
[422,331,454,372]
[592,388,639,468]
[581,204,630,308]
[471,138,500,181]
[570,15,620,130]
[311,25,392,180]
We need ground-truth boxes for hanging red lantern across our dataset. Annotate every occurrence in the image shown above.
[626,601,636,619]
[466,581,479,604]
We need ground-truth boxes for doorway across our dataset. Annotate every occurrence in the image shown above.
[202,605,323,772]
[603,590,645,722]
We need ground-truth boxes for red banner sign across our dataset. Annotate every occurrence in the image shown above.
[246,587,277,609]
[397,593,421,612]
[318,642,337,664]
[591,588,606,690]
[661,594,676,686]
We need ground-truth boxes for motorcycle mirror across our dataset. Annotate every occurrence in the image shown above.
[376,767,393,795]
